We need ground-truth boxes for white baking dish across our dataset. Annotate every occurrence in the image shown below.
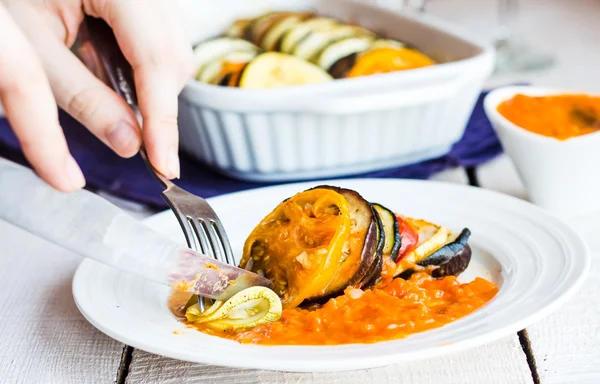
[175,0,495,182]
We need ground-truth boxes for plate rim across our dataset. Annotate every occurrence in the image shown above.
[72,178,591,372]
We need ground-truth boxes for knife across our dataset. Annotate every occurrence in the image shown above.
[0,158,272,300]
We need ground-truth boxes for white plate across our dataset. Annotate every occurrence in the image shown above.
[73,179,590,372]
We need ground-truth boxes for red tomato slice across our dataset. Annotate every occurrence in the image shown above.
[396,214,419,260]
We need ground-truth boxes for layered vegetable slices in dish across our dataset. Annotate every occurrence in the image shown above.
[169,186,498,345]
[191,11,436,88]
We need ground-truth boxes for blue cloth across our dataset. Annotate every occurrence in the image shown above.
[0,90,502,208]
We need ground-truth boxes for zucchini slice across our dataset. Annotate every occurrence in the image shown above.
[192,37,259,77]
[313,186,378,297]
[317,36,373,72]
[238,52,332,88]
[292,25,372,61]
[185,286,282,331]
[196,51,257,84]
[371,203,401,260]
[279,17,338,54]
[250,12,292,46]
[261,14,311,51]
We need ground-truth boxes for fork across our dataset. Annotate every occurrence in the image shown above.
[78,16,235,312]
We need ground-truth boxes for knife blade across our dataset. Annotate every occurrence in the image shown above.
[0,158,272,300]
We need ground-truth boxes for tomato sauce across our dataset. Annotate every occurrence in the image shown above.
[187,273,498,345]
[497,93,600,140]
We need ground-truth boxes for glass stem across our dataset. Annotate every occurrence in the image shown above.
[496,0,519,46]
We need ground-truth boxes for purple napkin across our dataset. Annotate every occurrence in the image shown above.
[0,90,502,208]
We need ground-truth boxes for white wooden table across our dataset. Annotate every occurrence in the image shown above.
[1,1,599,383]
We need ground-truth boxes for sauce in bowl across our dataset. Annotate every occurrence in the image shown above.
[497,93,600,140]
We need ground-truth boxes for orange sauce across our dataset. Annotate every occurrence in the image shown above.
[497,93,600,140]
[187,273,498,345]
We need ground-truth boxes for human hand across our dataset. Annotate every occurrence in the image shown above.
[1,0,194,192]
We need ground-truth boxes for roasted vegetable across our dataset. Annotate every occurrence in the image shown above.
[238,52,332,88]
[371,204,401,260]
[192,37,259,78]
[394,218,451,276]
[279,18,338,53]
[240,188,352,309]
[327,52,358,78]
[224,18,253,39]
[395,214,419,261]
[292,25,373,61]
[313,186,379,296]
[346,47,435,78]
[261,13,313,51]
[398,229,472,279]
[316,36,373,71]
[197,51,257,84]
[185,286,282,330]
[249,12,292,47]
[359,208,385,289]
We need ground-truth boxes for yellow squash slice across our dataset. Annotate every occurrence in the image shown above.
[239,52,332,88]
[239,188,352,308]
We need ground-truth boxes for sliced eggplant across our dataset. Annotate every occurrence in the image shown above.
[292,25,373,61]
[311,186,378,297]
[359,208,385,289]
[279,18,338,54]
[398,229,472,279]
[316,36,373,71]
[192,37,259,77]
[238,52,331,88]
[371,203,401,260]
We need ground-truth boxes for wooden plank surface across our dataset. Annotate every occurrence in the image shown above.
[0,220,123,384]
[477,155,600,383]
[127,336,533,384]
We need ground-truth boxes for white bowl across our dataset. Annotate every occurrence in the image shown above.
[175,0,495,182]
[484,86,600,218]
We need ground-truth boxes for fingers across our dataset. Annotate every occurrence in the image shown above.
[0,6,85,192]
[6,2,143,160]
[85,0,194,179]
[43,36,143,159]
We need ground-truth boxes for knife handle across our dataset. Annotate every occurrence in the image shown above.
[0,158,177,283]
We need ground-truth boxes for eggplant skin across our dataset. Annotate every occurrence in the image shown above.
[328,53,357,78]
[359,209,385,289]
[429,244,471,278]
[218,72,233,86]
[399,228,472,280]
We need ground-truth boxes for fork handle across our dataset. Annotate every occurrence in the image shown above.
[76,15,175,191]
